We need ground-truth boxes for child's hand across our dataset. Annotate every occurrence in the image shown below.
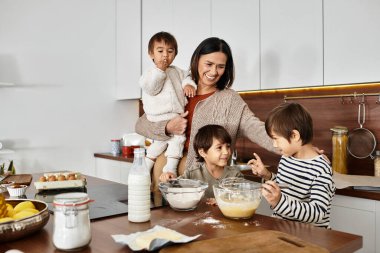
[183,85,196,97]
[206,198,217,206]
[261,180,281,208]
[248,153,271,180]
[159,172,176,182]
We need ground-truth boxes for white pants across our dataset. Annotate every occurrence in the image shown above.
[146,134,186,160]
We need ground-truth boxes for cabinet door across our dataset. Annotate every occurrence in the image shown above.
[330,195,376,253]
[324,0,380,85]
[142,0,211,72]
[95,158,122,183]
[212,0,260,91]
[116,0,141,99]
[261,0,323,89]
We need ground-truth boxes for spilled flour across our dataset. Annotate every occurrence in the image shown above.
[193,212,227,229]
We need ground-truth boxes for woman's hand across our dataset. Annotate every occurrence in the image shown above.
[248,153,271,181]
[261,180,281,208]
[159,172,176,182]
[313,146,331,164]
[166,111,188,135]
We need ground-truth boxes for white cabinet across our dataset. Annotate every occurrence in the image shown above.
[260,0,323,89]
[95,157,132,185]
[324,0,380,85]
[211,0,260,91]
[116,0,141,99]
[330,195,377,253]
[142,0,211,72]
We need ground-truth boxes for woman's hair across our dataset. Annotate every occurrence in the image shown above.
[148,31,178,56]
[190,37,234,90]
[193,124,232,162]
[265,103,313,145]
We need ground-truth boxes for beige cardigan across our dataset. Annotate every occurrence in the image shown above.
[135,89,277,170]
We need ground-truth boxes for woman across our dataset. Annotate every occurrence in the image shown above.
[136,37,277,191]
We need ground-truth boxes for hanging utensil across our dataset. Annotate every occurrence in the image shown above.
[347,95,377,159]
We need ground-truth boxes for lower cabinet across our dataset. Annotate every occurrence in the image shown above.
[95,157,132,185]
[330,195,377,253]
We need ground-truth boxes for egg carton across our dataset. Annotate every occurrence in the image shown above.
[34,172,86,191]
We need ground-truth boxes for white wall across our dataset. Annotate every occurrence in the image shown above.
[0,0,139,175]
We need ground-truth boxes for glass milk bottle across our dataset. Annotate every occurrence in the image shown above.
[128,148,151,222]
[331,126,348,174]
[53,192,92,251]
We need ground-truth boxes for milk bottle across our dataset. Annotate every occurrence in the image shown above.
[128,148,151,222]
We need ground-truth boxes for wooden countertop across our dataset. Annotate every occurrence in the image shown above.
[1,174,362,253]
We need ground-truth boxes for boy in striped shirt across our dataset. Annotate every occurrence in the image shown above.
[249,103,335,228]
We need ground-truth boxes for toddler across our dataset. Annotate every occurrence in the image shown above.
[249,102,335,228]
[160,124,244,198]
[140,32,196,176]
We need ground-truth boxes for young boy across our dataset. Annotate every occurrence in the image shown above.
[249,103,335,228]
[160,124,244,198]
[140,32,196,176]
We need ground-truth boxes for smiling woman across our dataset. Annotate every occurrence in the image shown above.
[136,37,278,193]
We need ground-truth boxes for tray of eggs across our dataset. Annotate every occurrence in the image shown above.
[33,172,86,191]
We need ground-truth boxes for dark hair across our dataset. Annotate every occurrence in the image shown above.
[193,124,232,162]
[190,37,234,90]
[148,31,178,56]
[265,103,313,145]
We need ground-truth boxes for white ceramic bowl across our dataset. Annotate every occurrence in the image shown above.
[159,179,208,211]
[7,185,28,197]
[0,181,14,193]
[213,178,262,219]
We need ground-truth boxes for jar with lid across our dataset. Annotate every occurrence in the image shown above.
[53,192,92,251]
[331,126,348,174]
[374,151,380,177]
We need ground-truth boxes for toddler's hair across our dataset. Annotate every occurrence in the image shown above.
[265,102,313,145]
[148,31,178,56]
[193,124,231,162]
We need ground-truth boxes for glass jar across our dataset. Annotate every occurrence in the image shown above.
[331,126,348,174]
[53,192,92,251]
[374,151,380,177]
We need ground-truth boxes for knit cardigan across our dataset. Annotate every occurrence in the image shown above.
[135,89,277,169]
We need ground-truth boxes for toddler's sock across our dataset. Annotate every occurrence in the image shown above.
[162,157,179,176]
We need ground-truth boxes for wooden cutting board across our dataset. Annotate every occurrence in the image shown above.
[160,230,328,253]
[2,174,33,186]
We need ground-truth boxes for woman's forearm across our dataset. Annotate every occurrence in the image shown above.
[135,114,171,141]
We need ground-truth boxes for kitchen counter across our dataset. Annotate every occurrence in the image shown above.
[0,174,362,253]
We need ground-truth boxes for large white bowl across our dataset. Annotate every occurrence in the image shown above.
[159,179,208,211]
[213,178,262,219]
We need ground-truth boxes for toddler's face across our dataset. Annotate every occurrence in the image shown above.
[202,138,231,167]
[270,131,298,157]
[149,40,176,67]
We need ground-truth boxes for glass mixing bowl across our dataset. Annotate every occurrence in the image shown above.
[213,178,262,219]
[159,179,208,211]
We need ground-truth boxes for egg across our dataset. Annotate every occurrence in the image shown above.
[39,176,47,182]
[67,174,76,180]
[48,175,57,182]
[57,175,66,181]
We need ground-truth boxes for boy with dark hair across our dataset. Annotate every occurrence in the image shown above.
[249,102,335,228]
[160,124,243,198]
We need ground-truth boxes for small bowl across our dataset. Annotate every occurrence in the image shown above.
[159,179,208,211]
[0,181,15,193]
[0,199,50,242]
[7,184,28,197]
[213,178,262,219]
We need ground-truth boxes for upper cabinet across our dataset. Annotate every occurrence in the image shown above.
[260,0,323,89]
[211,0,260,91]
[142,0,211,72]
[324,0,380,85]
[116,0,141,99]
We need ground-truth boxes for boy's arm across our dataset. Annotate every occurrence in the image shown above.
[139,67,167,96]
[271,172,335,225]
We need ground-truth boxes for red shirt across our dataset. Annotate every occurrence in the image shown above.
[184,92,215,150]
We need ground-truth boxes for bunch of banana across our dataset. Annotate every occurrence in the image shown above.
[0,198,40,223]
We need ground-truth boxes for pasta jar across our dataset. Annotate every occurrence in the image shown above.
[331,126,348,174]
[374,151,380,177]
[53,192,92,251]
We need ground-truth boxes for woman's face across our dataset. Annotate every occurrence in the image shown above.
[197,52,227,90]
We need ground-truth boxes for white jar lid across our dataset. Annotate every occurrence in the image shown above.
[53,192,92,207]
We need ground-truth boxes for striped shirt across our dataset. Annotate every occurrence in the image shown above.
[270,155,335,228]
